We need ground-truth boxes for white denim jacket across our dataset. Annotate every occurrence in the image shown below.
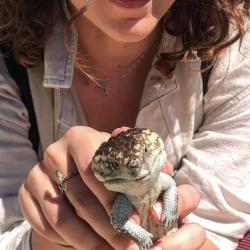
[0,2,250,249]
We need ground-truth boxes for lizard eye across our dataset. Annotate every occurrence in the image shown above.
[144,146,148,153]
[110,161,119,170]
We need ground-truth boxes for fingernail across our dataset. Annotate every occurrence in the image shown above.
[152,202,162,220]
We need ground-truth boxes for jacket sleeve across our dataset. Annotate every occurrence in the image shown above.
[0,55,38,249]
[175,26,250,249]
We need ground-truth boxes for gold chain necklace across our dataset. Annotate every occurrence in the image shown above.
[75,26,162,96]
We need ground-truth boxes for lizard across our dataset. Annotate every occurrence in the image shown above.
[92,128,178,250]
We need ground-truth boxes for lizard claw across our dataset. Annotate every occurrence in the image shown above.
[134,229,153,250]
[161,213,178,232]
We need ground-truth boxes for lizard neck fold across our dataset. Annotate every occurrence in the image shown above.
[127,177,162,207]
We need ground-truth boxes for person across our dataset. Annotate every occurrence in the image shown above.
[0,0,250,249]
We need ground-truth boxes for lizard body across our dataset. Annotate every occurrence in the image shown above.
[92,128,178,249]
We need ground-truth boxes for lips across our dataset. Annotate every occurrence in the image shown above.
[109,0,151,9]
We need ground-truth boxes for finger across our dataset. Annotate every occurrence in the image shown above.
[26,163,111,250]
[43,137,139,250]
[56,127,115,214]
[18,183,65,245]
[150,223,206,250]
[176,184,200,218]
[65,133,118,214]
[149,184,200,223]
[111,126,130,137]
[42,127,109,179]
[161,160,174,176]
[65,174,138,250]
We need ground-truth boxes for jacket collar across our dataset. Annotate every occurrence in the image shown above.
[42,0,77,88]
[140,32,201,108]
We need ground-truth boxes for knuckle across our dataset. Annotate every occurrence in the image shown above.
[64,126,98,148]
[43,143,58,165]
[64,126,86,140]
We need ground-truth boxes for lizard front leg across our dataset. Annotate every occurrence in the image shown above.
[159,173,178,232]
[111,193,153,250]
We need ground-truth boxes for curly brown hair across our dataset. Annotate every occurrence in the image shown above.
[0,0,54,66]
[0,0,249,74]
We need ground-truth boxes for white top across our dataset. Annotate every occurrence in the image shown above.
[0,1,250,249]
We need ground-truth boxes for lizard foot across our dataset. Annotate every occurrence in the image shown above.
[161,213,178,232]
[132,228,154,250]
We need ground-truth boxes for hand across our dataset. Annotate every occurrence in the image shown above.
[19,126,139,250]
[18,125,206,250]
[149,159,208,250]
[148,184,206,250]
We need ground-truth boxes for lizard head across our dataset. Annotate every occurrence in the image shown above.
[92,128,166,196]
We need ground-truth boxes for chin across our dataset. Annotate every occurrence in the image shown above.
[83,0,167,43]
[107,16,160,43]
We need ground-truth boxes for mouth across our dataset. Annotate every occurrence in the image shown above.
[109,0,151,9]
[103,173,149,185]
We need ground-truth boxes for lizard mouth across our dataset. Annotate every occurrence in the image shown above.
[103,174,150,185]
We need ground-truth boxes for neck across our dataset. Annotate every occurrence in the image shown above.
[74,17,160,73]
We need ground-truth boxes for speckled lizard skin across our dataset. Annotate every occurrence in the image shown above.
[92,128,178,250]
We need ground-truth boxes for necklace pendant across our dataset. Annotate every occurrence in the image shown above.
[101,88,109,96]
